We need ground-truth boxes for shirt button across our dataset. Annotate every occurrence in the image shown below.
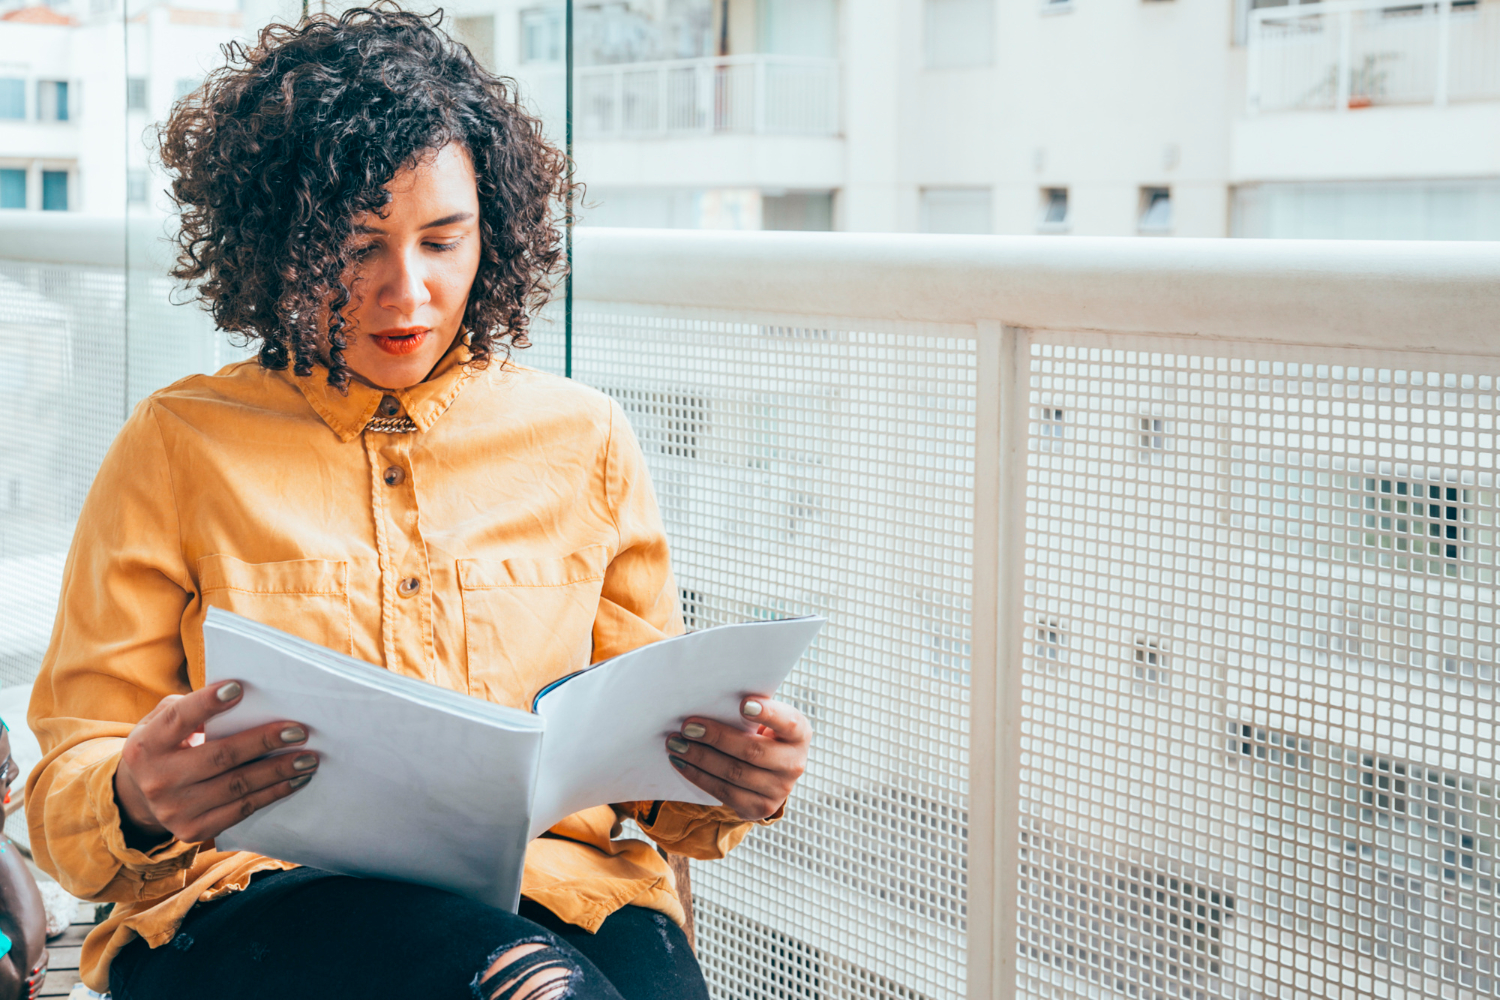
[397,577,421,598]
[378,395,401,417]
[383,466,406,487]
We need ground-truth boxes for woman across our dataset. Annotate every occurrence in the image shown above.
[25,9,809,999]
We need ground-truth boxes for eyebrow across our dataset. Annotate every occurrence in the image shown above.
[352,211,475,235]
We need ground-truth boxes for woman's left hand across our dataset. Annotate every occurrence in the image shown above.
[666,697,809,821]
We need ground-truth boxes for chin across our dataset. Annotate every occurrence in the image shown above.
[347,339,449,389]
[364,359,434,389]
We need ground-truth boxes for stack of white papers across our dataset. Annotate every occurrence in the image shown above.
[203,608,824,910]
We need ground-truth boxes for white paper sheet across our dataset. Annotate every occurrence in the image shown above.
[528,616,825,839]
[200,608,825,908]
[203,609,543,911]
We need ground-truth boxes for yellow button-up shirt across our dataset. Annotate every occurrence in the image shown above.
[26,341,763,992]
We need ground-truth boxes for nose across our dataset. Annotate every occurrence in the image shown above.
[374,244,432,318]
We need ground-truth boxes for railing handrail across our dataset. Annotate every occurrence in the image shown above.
[6,215,1500,355]
[572,228,1500,355]
[0,213,125,269]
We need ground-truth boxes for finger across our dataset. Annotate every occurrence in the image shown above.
[674,721,804,778]
[137,682,245,752]
[735,698,809,745]
[177,720,310,783]
[666,734,793,801]
[178,751,319,819]
[173,768,315,844]
[669,756,780,821]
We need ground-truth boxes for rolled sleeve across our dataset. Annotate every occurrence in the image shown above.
[26,402,197,903]
[628,799,785,861]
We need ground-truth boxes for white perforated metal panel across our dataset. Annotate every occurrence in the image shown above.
[1020,340,1500,1000]
[534,309,977,1000]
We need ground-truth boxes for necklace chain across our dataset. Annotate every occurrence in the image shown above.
[365,415,419,434]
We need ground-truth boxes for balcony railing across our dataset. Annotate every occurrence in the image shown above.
[1247,0,1500,112]
[545,54,842,139]
[5,218,1500,1000]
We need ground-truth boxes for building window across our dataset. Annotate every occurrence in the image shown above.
[924,0,994,69]
[453,16,496,72]
[759,0,838,57]
[127,169,148,204]
[41,170,67,211]
[762,190,835,231]
[1139,186,1172,232]
[921,187,992,234]
[127,77,147,112]
[0,169,25,209]
[1038,187,1069,231]
[37,81,68,122]
[174,78,199,101]
[0,79,24,120]
[1231,179,1500,240]
[520,7,564,63]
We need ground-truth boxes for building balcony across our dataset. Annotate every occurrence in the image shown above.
[1234,0,1500,202]
[1247,0,1500,113]
[3,216,1500,998]
[514,54,844,214]
[559,54,841,140]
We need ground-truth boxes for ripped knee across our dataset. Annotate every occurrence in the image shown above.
[471,937,582,1000]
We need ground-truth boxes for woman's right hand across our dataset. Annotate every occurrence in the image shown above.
[113,680,318,846]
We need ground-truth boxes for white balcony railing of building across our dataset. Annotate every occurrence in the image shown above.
[5,219,1500,1000]
[1248,0,1500,112]
[563,54,841,138]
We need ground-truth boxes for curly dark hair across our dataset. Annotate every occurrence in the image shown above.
[159,6,568,388]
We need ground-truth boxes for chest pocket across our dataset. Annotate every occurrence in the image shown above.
[458,545,609,710]
[198,554,353,657]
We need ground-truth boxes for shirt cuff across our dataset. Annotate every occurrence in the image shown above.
[86,750,199,880]
[637,798,786,849]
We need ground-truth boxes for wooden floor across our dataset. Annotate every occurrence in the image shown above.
[38,903,96,999]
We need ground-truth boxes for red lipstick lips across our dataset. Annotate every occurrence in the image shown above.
[368,327,431,356]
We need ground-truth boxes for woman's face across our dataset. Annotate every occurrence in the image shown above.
[341,143,483,389]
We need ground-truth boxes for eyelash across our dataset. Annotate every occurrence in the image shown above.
[351,240,462,259]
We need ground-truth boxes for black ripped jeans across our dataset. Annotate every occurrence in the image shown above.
[109,867,710,1000]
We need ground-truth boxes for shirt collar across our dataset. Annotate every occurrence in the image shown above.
[288,336,481,443]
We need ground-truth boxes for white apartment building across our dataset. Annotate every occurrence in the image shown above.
[496,0,1500,239]
[2,0,1497,238]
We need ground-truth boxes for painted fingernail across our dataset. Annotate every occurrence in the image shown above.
[682,723,706,739]
[279,726,307,745]
[742,700,763,717]
[666,737,690,754]
[289,774,312,789]
[292,754,318,771]
[216,681,242,702]
[669,756,687,770]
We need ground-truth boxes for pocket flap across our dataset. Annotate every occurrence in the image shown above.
[198,554,348,596]
[458,545,610,590]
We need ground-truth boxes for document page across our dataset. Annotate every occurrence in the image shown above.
[528,616,825,839]
[203,609,544,911]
